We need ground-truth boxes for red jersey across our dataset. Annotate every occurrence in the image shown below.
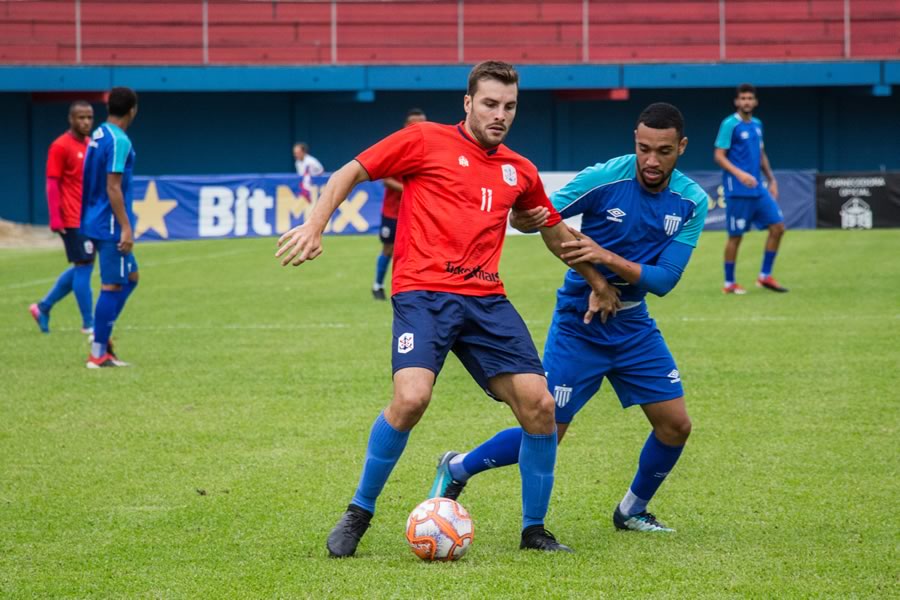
[357,121,561,297]
[381,182,401,219]
[46,132,88,228]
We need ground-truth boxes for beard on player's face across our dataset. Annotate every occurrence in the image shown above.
[465,80,518,148]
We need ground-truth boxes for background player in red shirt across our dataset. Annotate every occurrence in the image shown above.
[277,61,620,557]
[372,107,427,300]
[30,100,96,335]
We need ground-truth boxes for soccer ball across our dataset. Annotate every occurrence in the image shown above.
[405,498,474,561]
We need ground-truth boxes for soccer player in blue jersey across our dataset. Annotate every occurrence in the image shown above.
[430,103,707,534]
[81,87,140,368]
[715,83,788,294]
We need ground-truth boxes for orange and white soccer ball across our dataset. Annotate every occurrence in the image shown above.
[405,498,474,561]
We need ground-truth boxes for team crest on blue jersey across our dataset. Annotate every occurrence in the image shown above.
[553,385,572,408]
[501,164,517,186]
[398,332,414,354]
[664,214,682,236]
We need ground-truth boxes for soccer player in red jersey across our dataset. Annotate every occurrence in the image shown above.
[371,107,427,300]
[30,101,96,335]
[277,61,620,556]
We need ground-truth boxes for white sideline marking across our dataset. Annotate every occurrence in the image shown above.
[0,248,252,291]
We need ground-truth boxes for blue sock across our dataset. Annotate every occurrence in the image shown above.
[115,279,138,319]
[351,412,410,514]
[760,250,777,278]
[91,289,121,358]
[374,254,390,287]
[620,432,684,516]
[724,261,736,285]
[453,427,523,482]
[72,264,94,329]
[519,429,557,530]
[39,267,75,313]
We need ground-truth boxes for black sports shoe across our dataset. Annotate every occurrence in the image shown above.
[519,525,574,552]
[372,287,386,300]
[327,504,373,557]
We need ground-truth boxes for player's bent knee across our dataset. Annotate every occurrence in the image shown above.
[770,222,785,237]
[657,417,692,445]
[388,388,431,428]
[101,284,122,292]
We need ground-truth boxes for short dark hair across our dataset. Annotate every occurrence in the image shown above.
[636,102,685,139]
[736,83,756,97]
[467,60,519,97]
[107,87,138,117]
[69,100,91,113]
[406,107,425,118]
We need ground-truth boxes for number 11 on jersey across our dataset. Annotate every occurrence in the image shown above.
[481,187,493,211]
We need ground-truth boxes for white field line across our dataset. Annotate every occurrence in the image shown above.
[3,315,897,336]
[0,248,252,291]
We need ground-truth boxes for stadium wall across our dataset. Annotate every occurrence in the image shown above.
[2,83,898,224]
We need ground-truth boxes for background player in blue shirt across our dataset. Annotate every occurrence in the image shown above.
[81,87,140,368]
[430,103,707,534]
[714,83,788,294]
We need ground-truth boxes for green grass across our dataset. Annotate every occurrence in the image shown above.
[1,230,898,598]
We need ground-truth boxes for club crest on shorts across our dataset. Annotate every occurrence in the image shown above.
[664,214,682,236]
[501,164,517,186]
[553,385,572,408]
[398,332,415,354]
[667,369,681,383]
[83,240,94,254]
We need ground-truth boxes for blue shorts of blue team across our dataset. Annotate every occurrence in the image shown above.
[725,189,784,236]
[391,291,545,396]
[94,239,138,285]
[60,228,95,264]
[543,302,683,423]
[379,216,397,244]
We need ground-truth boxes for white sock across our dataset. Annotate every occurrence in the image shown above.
[372,282,383,291]
[91,342,106,359]
[619,489,648,517]
[448,453,469,481]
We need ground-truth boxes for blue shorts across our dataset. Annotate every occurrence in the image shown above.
[60,229,95,264]
[379,216,397,244]
[391,291,545,396]
[543,303,683,423]
[725,190,784,236]
[95,239,138,285]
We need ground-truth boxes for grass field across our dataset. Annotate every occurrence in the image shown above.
[1,230,898,598]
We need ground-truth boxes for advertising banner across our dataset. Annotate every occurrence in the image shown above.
[687,170,817,231]
[130,169,818,242]
[815,173,900,229]
[131,174,382,241]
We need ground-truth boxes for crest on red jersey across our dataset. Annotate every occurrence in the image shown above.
[501,164,517,186]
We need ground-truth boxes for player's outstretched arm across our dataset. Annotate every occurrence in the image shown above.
[539,222,621,324]
[276,160,370,267]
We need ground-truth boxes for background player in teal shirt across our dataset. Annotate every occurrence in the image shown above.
[81,87,140,368]
[430,103,707,534]
[714,83,788,294]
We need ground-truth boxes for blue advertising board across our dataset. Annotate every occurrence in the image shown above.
[131,174,383,241]
[129,170,816,242]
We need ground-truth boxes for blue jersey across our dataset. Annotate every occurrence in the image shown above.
[81,122,136,241]
[551,154,708,306]
[715,113,764,198]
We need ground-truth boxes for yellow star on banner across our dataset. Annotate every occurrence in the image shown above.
[133,180,178,239]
